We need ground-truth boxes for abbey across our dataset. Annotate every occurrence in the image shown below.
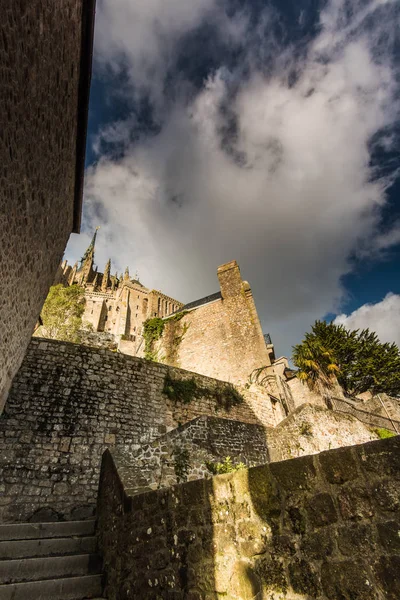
[55,228,184,351]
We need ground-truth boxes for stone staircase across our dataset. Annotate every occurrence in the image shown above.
[0,520,105,599]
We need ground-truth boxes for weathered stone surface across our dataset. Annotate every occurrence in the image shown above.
[321,560,377,599]
[0,339,266,522]
[97,437,400,600]
[0,1,94,411]
[306,493,338,527]
[318,445,359,484]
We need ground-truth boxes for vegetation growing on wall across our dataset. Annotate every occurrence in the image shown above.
[206,456,246,475]
[162,312,190,365]
[33,284,85,343]
[163,371,244,408]
[293,320,400,397]
[373,427,396,439]
[143,317,165,361]
[299,422,313,437]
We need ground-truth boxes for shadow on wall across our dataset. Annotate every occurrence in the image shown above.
[0,338,269,523]
[97,450,219,599]
[96,436,400,599]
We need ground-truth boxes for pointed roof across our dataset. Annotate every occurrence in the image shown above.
[79,226,100,267]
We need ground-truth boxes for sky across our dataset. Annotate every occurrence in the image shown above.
[65,0,400,358]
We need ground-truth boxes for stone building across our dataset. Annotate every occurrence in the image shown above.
[0,1,96,412]
[147,260,272,385]
[57,229,184,350]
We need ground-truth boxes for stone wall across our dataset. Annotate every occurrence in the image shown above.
[97,436,400,599]
[266,404,379,462]
[0,338,265,522]
[109,416,270,496]
[0,1,95,411]
[150,261,271,386]
[328,397,400,434]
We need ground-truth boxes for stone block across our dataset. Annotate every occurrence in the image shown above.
[318,446,359,484]
[288,558,321,597]
[356,437,400,479]
[337,523,377,556]
[377,521,400,552]
[338,484,374,521]
[321,560,378,599]
[269,454,317,493]
[301,529,335,559]
[306,493,338,527]
[371,479,400,512]
[372,555,400,600]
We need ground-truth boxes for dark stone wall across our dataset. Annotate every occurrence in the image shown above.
[109,416,270,497]
[0,1,94,411]
[97,436,400,599]
[0,338,261,522]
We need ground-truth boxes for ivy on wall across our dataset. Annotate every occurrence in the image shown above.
[162,312,190,366]
[143,317,165,361]
[162,371,244,409]
[143,312,190,362]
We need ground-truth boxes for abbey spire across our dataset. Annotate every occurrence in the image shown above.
[79,226,99,268]
[102,258,111,292]
[77,227,99,285]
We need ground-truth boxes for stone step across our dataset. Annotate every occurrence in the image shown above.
[0,553,102,584]
[0,520,96,542]
[0,574,103,600]
[0,536,97,560]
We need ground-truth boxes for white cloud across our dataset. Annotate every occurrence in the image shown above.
[335,293,400,346]
[67,0,400,357]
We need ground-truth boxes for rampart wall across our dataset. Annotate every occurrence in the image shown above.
[0,338,266,522]
[98,436,400,600]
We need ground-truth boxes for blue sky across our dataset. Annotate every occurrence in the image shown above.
[66,0,400,357]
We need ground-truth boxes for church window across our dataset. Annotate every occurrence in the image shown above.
[108,306,112,311]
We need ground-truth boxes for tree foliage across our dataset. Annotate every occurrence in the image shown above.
[292,320,400,397]
[34,284,85,343]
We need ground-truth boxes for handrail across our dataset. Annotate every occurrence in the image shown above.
[326,396,400,434]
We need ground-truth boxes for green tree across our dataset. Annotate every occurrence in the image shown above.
[34,284,85,343]
[293,320,400,397]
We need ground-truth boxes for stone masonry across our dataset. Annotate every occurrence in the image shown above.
[109,416,270,497]
[98,436,400,600]
[151,260,272,385]
[0,1,95,411]
[0,338,266,522]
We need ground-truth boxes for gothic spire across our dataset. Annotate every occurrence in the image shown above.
[124,266,130,281]
[80,226,100,267]
[102,258,111,292]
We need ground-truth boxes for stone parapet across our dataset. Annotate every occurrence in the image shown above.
[97,436,400,599]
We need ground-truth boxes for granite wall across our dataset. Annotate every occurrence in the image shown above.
[0,338,264,522]
[0,0,95,411]
[97,436,400,600]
